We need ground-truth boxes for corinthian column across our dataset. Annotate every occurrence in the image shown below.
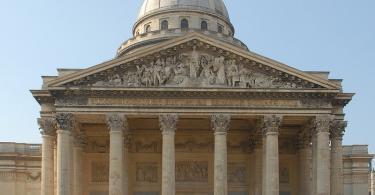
[298,121,313,195]
[159,114,178,195]
[55,113,75,195]
[262,115,282,195]
[38,118,56,195]
[312,115,332,195]
[330,120,347,195]
[73,132,86,195]
[106,113,127,195]
[211,114,231,195]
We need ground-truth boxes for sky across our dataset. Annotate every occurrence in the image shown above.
[0,0,374,159]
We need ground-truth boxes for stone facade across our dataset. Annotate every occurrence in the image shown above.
[0,0,371,195]
[0,143,41,195]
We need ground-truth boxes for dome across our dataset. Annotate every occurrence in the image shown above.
[137,0,230,21]
[116,0,247,56]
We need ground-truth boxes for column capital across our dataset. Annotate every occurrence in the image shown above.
[262,115,282,135]
[211,114,231,134]
[159,114,178,133]
[106,113,127,132]
[314,115,333,134]
[55,113,75,131]
[38,118,56,136]
[330,120,347,141]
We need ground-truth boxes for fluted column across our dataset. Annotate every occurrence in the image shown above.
[211,114,231,195]
[262,115,282,195]
[106,113,127,195]
[330,120,347,195]
[313,115,332,195]
[38,118,56,195]
[73,132,86,195]
[55,113,75,195]
[159,114,179,195]
[298,122,313,195]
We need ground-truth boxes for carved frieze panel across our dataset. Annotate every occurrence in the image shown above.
[65,47,321,89]
[136,163,158,183]
[86,137,109,153]
[26,171,41,182]
[175,136,212,153]
[91,161,109,183]
[129,136,161,153]
[176,161,208,183]
[228,163,247,184]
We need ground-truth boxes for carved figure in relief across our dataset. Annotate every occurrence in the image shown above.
[176,161,208,182]
[91,162,109,182]
[135,141,159,153]
[227,60,240,87]
[214,56,226,84]
[136,163,158,183]
[90,49,303,89]
[190,46,201,78]
[228,164,247,183]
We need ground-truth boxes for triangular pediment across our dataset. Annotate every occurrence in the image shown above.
[46,32,341,90]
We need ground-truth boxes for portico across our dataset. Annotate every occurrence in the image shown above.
[31,1,356,194]
[36,102,349,195]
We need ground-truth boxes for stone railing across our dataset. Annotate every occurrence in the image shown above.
[0,142,41,156]
[343,145,369,156]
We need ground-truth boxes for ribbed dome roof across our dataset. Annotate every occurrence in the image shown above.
[137,0,230,20]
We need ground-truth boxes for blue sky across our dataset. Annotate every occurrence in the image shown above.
[0,0,374,158]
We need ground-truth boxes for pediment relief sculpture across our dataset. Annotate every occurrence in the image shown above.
[65,46,323,89]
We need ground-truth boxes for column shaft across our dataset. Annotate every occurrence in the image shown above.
[56,130,71,195]
[214,132,228,195]
[38,118,56,195]
[73,145,83,195]
[313,115,332,195]
[262,115,282,195]
[162,131,175,195]
[212,114,230,195]
[330,121,346,195]
[107,113,126,195]
[109,130,124,195]
[55,113,75,195]
[41,135,55,195]
[160,114,178,195]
